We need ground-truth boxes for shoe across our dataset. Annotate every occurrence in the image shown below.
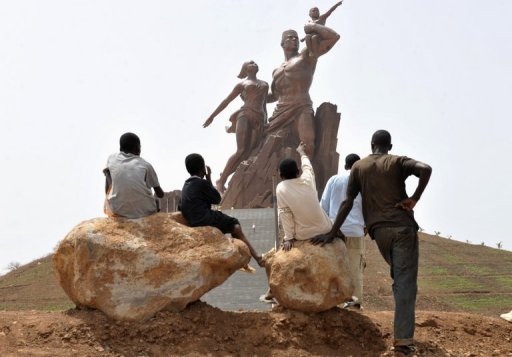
[259,294,276,304]
[343,296,362,309]
[500,310,512,322]
[393,345,417,357]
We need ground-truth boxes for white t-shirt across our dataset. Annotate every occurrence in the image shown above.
[276,155,332,241]
[104,152,160,219]
[320,173,365,237]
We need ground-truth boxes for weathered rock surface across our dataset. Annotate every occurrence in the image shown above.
[53,212,251,321]
[263,239,354,312]
[221,102,341,208]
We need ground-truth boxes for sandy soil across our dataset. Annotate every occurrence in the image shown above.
[0,302,511,357]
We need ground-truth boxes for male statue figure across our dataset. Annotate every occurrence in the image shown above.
[266,24,340,158]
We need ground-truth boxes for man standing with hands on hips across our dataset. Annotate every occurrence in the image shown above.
[312,130,432,357]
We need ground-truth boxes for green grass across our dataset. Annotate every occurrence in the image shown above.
[438,251,465,264]
[459,265,495,275]
[0,301,75,311]
[493,276,512,289]
[419,276,487,293]
[449,295,512,311]
[421,266,449,275]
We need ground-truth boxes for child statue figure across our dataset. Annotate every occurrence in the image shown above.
[303,1,343,57]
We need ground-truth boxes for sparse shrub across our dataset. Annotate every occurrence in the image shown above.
[434,231,441,236]
[7,261,21,271]
[418,227,424,232]
[480,242,485,246]
[496,241,503,249]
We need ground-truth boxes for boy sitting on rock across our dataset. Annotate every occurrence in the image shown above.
[277,142,334,251]
[180,153,263,266]
[103,132,164,218]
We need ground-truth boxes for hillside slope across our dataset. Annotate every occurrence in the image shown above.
[1,233,511,316]
[1,233,512,356]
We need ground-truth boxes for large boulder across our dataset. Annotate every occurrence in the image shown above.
[263,239,353,312]
[53,212,251,321]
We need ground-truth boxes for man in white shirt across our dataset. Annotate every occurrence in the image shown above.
[260,142,334,303]
[320,153,365,307]
[277,142,332,251]
[104,132,164,219]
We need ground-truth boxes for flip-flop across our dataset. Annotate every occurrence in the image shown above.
[259,294,276,304]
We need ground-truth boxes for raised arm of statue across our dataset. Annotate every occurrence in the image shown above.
[319,1,343,23]
[304,23,340,58]
[203,83,243,128]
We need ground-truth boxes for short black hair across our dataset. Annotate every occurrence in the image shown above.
[119,132,140,153]
[279,158,299,179]
[344,153,360,170]
[371,130,392,148]
[185,153,205,176]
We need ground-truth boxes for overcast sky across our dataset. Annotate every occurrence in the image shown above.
[1,0,511,274]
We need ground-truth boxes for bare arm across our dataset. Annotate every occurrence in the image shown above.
[153,186,164,198]
[304,23,340,58]
[396,162,432,211]
[320,1,343,20]
[267,92,277,103]
[203,83,243,128]
[267,75,278,103]
[103,168,112,194]
[205,165,212,184]
[311,194,355,245]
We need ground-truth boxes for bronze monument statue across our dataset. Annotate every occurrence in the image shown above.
[215,9,343,208]
[203,61,269,193]
[266,24,340,158]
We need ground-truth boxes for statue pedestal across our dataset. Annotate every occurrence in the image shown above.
[221,102,340,208]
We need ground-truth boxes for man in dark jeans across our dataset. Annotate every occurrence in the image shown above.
[312,130,432,357]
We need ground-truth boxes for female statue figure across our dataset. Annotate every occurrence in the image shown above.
[203,60,269,193]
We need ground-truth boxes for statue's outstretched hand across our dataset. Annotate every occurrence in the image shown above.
[203,117,213,128]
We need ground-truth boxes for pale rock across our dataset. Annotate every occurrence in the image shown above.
[263,239,353,312]
[53,212,251,321]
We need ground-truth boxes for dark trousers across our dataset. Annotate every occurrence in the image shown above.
[373,226,419,346]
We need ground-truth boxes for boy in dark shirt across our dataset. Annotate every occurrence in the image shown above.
[180,153,263,266]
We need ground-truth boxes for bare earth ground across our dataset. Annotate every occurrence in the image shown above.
[0,302,511,357]
[1,230,512,356]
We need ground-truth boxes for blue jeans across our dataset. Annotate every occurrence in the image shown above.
[373,226,418,346]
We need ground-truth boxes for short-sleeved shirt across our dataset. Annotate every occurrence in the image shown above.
[320,174,365,237]
[105,152,160,219]
[346,154,419,236]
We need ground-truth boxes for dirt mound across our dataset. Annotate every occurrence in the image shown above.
[1,302,511,357]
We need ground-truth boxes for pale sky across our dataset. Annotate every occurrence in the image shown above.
[1,1,511,274]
